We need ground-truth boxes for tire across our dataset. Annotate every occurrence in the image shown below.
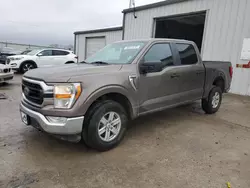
[202,86,222,114]
[65,61,75,64]
[83,100,128,151]
[20,62,36,73]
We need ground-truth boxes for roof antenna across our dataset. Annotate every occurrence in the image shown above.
[129,0,137,19]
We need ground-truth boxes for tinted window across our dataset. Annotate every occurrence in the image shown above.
[53,50,69,56]
[39,50,52,56]
[176,44,198,65]
[144,43,174,67]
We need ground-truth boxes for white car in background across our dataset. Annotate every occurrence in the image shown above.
[0,64,14,83]
[6,49,77,73]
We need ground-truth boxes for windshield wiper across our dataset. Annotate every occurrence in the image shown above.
[90,61,110,65]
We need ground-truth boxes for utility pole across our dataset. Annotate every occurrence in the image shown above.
[129,0,137,18]
[129,0,135,8]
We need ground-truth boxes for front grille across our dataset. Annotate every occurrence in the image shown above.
[22,80,44,105]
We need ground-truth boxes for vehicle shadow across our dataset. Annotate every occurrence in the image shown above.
[21,102,203,155]
[124,102,203,139]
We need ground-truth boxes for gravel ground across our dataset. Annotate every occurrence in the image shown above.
[0,74,250,188]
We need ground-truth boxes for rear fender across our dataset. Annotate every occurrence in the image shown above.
[203,70,226,98]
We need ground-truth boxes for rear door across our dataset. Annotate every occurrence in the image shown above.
[138,42,181,114]
[52,50,70,65]
[173,43,205,102]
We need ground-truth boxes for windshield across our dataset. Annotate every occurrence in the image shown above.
[21,50,32,55]
[27,49,41,55]
[85,41,147,64]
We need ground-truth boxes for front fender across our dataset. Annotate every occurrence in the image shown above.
[78,85,138,118]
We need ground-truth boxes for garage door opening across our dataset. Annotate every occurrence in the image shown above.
[85,37,106,58]
[155,12,206,51]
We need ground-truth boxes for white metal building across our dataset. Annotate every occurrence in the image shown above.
[74,0,250,96]
[74,27,123,61]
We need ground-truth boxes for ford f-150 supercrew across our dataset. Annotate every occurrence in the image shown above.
[20,39,232,151]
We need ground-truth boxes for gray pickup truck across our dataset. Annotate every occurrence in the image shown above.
[20,39,232,151]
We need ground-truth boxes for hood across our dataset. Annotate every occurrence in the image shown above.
[24,63,122,82]
[7,55,30,59]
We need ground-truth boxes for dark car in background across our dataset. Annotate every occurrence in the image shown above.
[0,47,16,64]
[0,48,32,64]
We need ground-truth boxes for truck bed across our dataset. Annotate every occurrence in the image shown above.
[203,60,232,97]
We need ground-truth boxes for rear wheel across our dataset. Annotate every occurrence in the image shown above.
[20,62,36,73]
[83,100,128,151]
[202,86,222,114]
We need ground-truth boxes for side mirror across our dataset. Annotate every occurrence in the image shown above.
[37,53,42,56]
[139,63,150,74]
[139,60,162,74]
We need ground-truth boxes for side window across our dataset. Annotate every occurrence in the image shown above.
[144,43,174,67]
[176,44,198,65]
[39,50,52,56]
[52,50,69,56]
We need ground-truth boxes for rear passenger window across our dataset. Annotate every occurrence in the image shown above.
[52,50,69,56]
[176,44,198,65]
[144,43,174,67]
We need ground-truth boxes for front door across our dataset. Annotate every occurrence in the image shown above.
[52,50,70,65]
[138,42,181,114]
[36,50,54,68]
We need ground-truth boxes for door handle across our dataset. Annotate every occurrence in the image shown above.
[196,71,204,75]
[171,73,180,78]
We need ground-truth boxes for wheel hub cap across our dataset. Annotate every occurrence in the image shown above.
[23,64,34,72]
[212,92,220,108]
[98,112,121,142]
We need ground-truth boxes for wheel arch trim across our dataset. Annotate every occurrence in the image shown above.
[80,85,137,119]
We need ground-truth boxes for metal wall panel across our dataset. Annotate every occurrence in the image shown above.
[123,0,250,95]
[75,30,122,61]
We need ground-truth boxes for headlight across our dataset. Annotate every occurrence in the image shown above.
[54,83,82,109]
[10,57,24,61]
[14,57,24,60]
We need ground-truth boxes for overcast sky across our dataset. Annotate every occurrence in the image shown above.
[0,0,161,46]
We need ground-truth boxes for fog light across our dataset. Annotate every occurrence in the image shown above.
[46,116,67,124]
[10,63,17,67]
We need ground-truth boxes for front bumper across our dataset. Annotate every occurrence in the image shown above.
[7,60,22,69]
[0,72,14,82]
[20,102,84,135]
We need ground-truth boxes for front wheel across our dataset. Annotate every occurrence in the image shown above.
[202,86,222,114]
[83,100,128,151]
[20,62,36,73]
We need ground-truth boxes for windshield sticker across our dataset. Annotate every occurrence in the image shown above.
[124,45,141,50]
